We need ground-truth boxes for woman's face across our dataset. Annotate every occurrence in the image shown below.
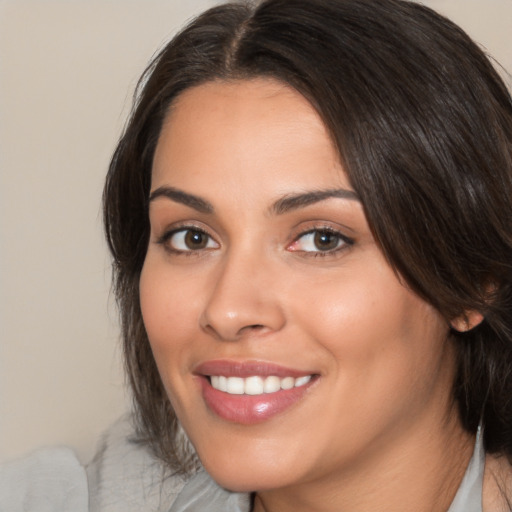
[140,78,457,492]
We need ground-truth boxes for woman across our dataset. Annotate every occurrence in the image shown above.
[98,0,512,510]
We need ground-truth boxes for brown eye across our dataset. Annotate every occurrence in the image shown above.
[287,228,353,255]
[313,231,340,251]
[184,230,209,249]
[164,228,218,252]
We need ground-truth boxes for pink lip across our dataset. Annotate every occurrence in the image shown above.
[194,360,317,425]
[195,359,312,378]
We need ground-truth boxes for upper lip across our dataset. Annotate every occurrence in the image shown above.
[194,359,315,378]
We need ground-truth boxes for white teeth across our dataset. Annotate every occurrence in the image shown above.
[226,376,244,395]
[218,375,227,392]
[281,376,295,390]
[210,374,312,395]
[245,376,264,395]
[263,375,281,393]
[294,375,311,387]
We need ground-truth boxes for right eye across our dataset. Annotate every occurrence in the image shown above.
[159,228,219,253]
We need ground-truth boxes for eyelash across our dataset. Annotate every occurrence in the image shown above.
[156,225,354,257]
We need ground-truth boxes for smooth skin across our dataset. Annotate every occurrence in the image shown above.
[140,78,476,512]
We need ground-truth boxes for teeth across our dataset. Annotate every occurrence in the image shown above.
[210,375,312,395]
[227,376,244,395]
[245,376,264,395]
[263,376,281,393]
[281,376,295,390]
[218,375,227,392]
[294,375,311,387]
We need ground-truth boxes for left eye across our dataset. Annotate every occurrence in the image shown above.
[166,228,218,252]
[290,229,349,253]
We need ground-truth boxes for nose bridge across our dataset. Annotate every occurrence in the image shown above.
[200,243,285,341]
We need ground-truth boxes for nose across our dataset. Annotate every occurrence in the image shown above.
[199,251,286,341]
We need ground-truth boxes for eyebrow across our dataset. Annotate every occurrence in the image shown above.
[149,186,214,214]
[148,185,360,215]
[271,188,360,215]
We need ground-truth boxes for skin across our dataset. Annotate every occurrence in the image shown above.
[140,78,475,511]
[483,455,512,511]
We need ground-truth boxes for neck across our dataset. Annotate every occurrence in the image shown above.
[483,452,512,512]
[253,413,475,512]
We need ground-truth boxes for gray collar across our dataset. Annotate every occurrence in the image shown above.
[447,427,484,512]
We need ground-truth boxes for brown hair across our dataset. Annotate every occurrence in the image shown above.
[103,0,512,472]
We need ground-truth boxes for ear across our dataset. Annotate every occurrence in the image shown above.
[450,310,484,332]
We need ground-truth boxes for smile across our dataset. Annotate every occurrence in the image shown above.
[209,375,313,395]
[195,361,318,424]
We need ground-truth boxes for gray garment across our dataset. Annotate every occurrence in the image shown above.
[0,446,88,512]
[86,415,188,512]
[0,415,484,511]
[447,426,485,512]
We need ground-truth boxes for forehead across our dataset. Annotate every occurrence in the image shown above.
[152,78,349,195]
[169,77,320,129]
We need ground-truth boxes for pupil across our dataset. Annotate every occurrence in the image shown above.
[185,230,206,249]
[314,231,338,251]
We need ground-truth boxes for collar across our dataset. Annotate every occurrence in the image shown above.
[447,426,484,512]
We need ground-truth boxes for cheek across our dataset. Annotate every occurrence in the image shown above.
[293,272,453,446]
[291,263,450,387]
[139,259,203,377]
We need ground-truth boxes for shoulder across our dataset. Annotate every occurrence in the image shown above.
[86,414,188,512]
[0,446,88,512]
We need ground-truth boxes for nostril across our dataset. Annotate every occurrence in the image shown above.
[237,324,266,337]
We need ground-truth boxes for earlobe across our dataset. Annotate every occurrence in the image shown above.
[450,311,484,332]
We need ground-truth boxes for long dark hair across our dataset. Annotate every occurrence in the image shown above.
[103,0,512,472]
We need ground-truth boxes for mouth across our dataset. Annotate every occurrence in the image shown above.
[195,360,318,424]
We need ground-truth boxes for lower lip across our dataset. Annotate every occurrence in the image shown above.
[199,377,315,424]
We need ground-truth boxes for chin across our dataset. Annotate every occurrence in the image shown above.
[195,442,303,493]
[202,464,288,493]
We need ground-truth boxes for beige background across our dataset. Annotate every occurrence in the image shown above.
[0,1,511,464]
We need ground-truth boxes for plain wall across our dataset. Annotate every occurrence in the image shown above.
[0,0,511,464]
[0,0,218,464]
